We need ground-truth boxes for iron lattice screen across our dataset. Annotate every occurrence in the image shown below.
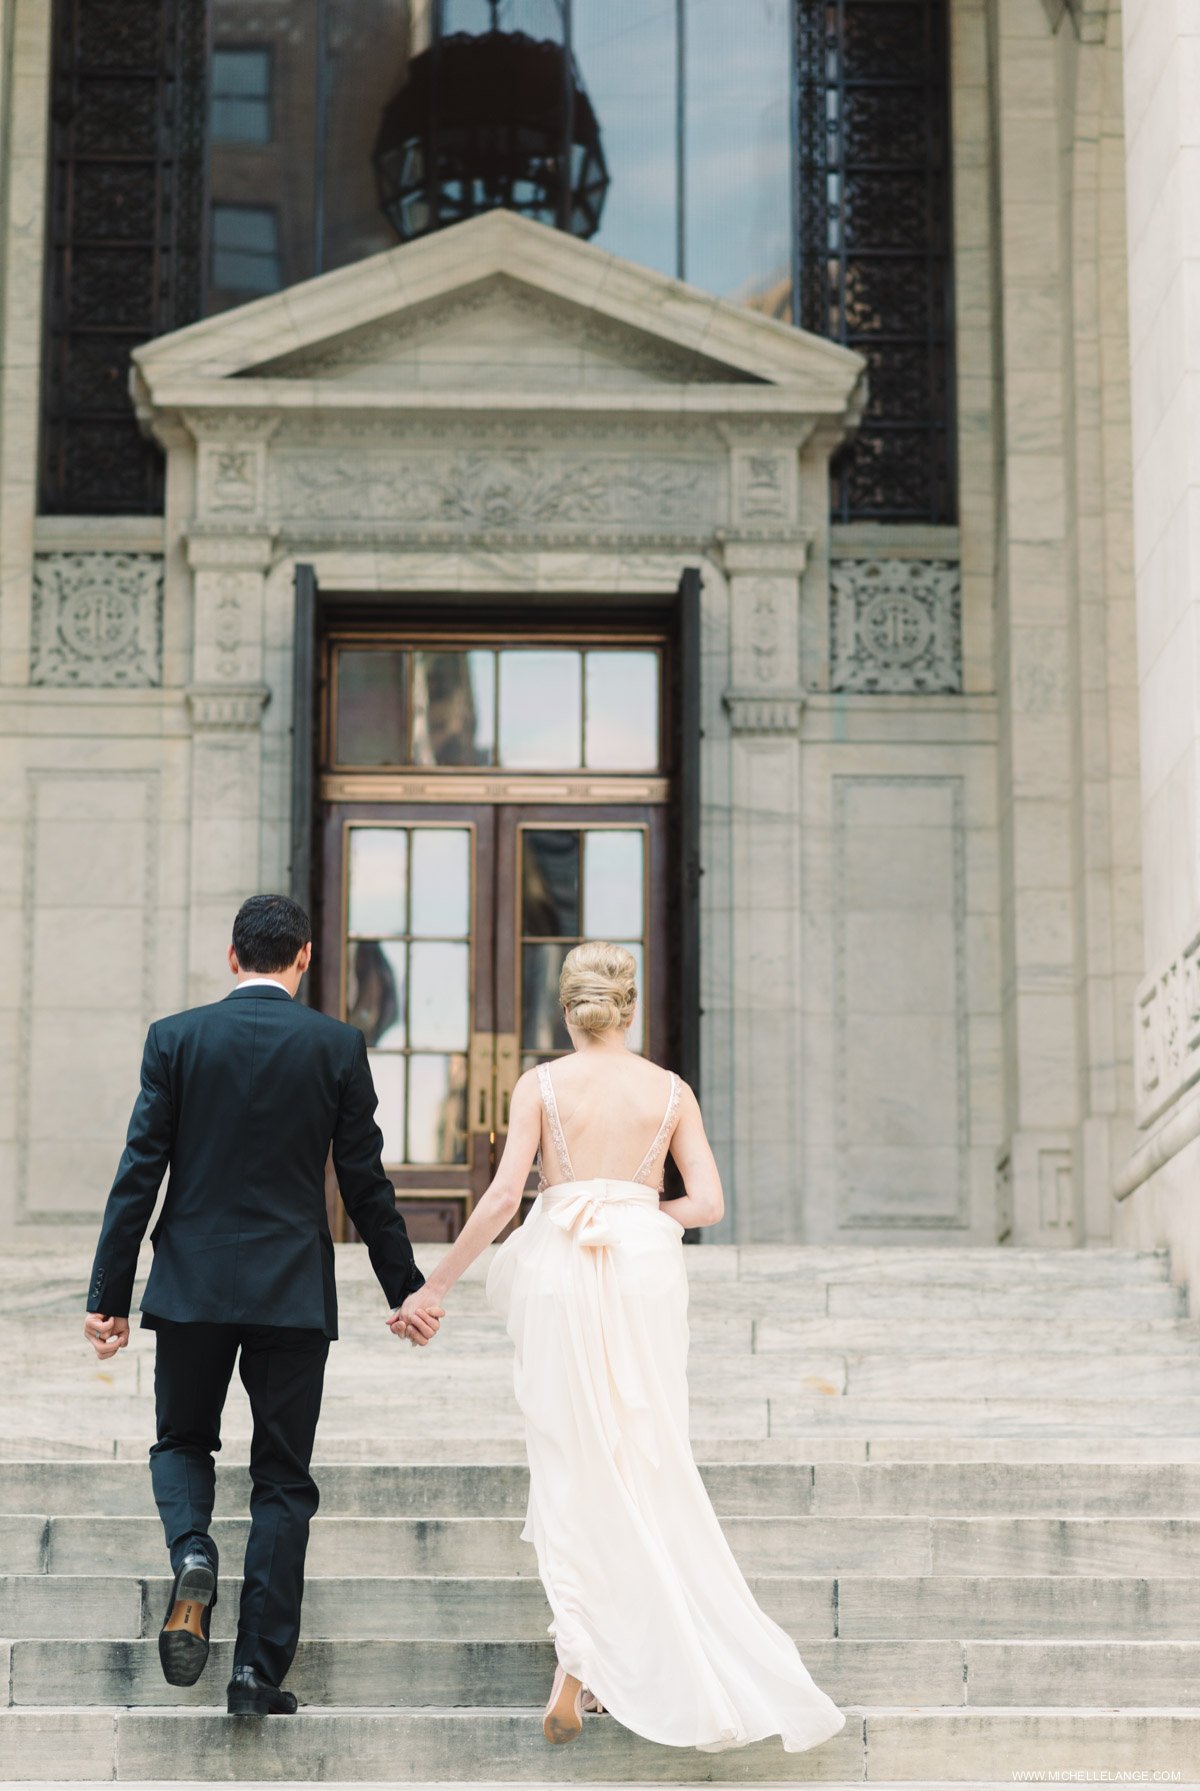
[40,0,207,514]
[796,0,956,523]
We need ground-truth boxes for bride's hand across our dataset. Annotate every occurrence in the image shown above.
[386,1288,446,1347]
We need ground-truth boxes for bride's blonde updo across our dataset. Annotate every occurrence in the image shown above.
[559,941,638,1036]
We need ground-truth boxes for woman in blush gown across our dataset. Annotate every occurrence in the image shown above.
[392,942,846,1756]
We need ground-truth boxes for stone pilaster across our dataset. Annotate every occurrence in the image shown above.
[719,533,808,1241]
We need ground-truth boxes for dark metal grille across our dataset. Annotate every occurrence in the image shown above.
[40,0,207,514]
[796,0,956,523]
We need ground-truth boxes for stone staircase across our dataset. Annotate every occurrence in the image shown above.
[3,1241,1200,1786]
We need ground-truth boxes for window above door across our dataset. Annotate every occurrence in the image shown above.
[330,641,662,775]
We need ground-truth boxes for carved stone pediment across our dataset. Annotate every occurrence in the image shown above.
[131,210,866,421]
[248,274,759,392]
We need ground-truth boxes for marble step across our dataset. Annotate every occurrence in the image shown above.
[12,1635,1200,1712]
[4,1704,1200,1783]
[39,1343,1200,1400]
[10,1457,1200,1519]
[10,1570,1200,1644]
[14,1512,1200,1579]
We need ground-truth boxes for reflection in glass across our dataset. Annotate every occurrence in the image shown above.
[337,650,407,766]
[348,830,407,936]
[347,940,406,1047]
[684,0,792,313]
[620,942,645,1053]
[407,1053,469,1164]
[409,942,470,1049]
[584,831,644,939]
[573,0,678,280]
[522,943,572,1051]
[584,652,660,770]
[410,829,471,937]
[412,650,496,766]
[498,651,582,769]
[368,1052,406,1162]
[523,831,580,938]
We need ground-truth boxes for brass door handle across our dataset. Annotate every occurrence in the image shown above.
[495,1034,518,1131]
[468,1033,495,1136]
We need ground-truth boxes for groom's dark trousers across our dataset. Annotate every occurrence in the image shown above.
[86,982,424,1686]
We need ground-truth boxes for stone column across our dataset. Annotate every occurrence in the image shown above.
[719,527,808,1242]
[1115,1,1200,1244]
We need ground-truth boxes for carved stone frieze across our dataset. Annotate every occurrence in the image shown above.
[31,553,162,688]
[268,448,721,537]
[1134,926,1200,1128]
[829,557,961,695]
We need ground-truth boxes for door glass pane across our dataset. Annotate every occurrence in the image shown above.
[347,940,406,1048]
[498,651,582,769]
[410,829,471,937]
[411,650,496,767]
[337,650,407,766]
[523,831,580,937]
[407,1053,469,1164]
[368,1052,406,1163]
[409,941,470,1049]
[583,831,644,939]
[522,943,572,1052]
[619,942,646,1054]
[584,652,660,770]
[348,830,407,936]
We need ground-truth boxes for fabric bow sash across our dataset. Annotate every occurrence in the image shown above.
[545,1183,619,1248]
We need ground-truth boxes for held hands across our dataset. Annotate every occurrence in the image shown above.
[386,1287,446,1348]
[83,1313,130,1361]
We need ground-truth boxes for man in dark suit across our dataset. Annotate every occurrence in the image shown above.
[83,893,440,1715]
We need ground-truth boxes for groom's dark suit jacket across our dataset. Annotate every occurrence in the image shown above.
[86,982,424,1339]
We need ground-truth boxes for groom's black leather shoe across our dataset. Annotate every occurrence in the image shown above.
[159,1550,217,1687]
[227,1665,299,1716]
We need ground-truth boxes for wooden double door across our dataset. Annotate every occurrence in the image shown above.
[319,799,670,1238]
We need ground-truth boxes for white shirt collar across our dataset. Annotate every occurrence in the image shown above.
[232,975,292,995]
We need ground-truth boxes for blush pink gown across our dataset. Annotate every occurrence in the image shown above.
[486,1063,847,1754]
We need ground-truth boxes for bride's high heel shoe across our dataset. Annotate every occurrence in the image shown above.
[542,1663,584,1743]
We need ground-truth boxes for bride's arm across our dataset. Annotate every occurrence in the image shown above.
[660,1083,724,1229]
[389,1070,542,1334]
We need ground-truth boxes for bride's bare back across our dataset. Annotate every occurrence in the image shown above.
[537,1052,679,1190]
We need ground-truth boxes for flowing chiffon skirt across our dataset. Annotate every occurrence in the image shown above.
[485,1180,847,1754]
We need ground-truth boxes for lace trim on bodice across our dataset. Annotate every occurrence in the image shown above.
[536,1062,575,1191]
[535,1065,681,1194]
[631,1072,681,1190]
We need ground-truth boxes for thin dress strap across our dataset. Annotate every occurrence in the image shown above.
[537,1062,575,1187]
[632,1072,681,1189]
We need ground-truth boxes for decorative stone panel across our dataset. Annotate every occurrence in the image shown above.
[31,553,163,688]
[1133,924,1200,1129]
[829,557,961,695]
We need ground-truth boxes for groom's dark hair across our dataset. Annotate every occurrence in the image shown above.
[232,893,311,972]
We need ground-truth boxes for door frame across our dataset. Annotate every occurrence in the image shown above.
[293,572,703,1233]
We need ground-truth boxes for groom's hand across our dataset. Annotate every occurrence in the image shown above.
[386,1288,445,1347]
[83,1313,129,1361]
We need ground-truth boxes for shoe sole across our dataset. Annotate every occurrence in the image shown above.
[543,1672,584,1745]
[159,1560,215,1689]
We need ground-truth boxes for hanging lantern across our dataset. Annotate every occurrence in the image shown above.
[373,15,609,243]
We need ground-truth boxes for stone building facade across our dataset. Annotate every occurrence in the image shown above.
[0,0,1192,1270]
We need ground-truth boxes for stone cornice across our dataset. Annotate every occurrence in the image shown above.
[722,689,806,736]
[185,529,277,571]
[185,684,271,730]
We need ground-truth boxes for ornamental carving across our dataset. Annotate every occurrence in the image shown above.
[1134,926,1200,1128]
[31,553,162,688]
[270,450,718,534]
[829,557,961,694]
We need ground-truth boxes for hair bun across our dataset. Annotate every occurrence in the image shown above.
[559,941,638,1036]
